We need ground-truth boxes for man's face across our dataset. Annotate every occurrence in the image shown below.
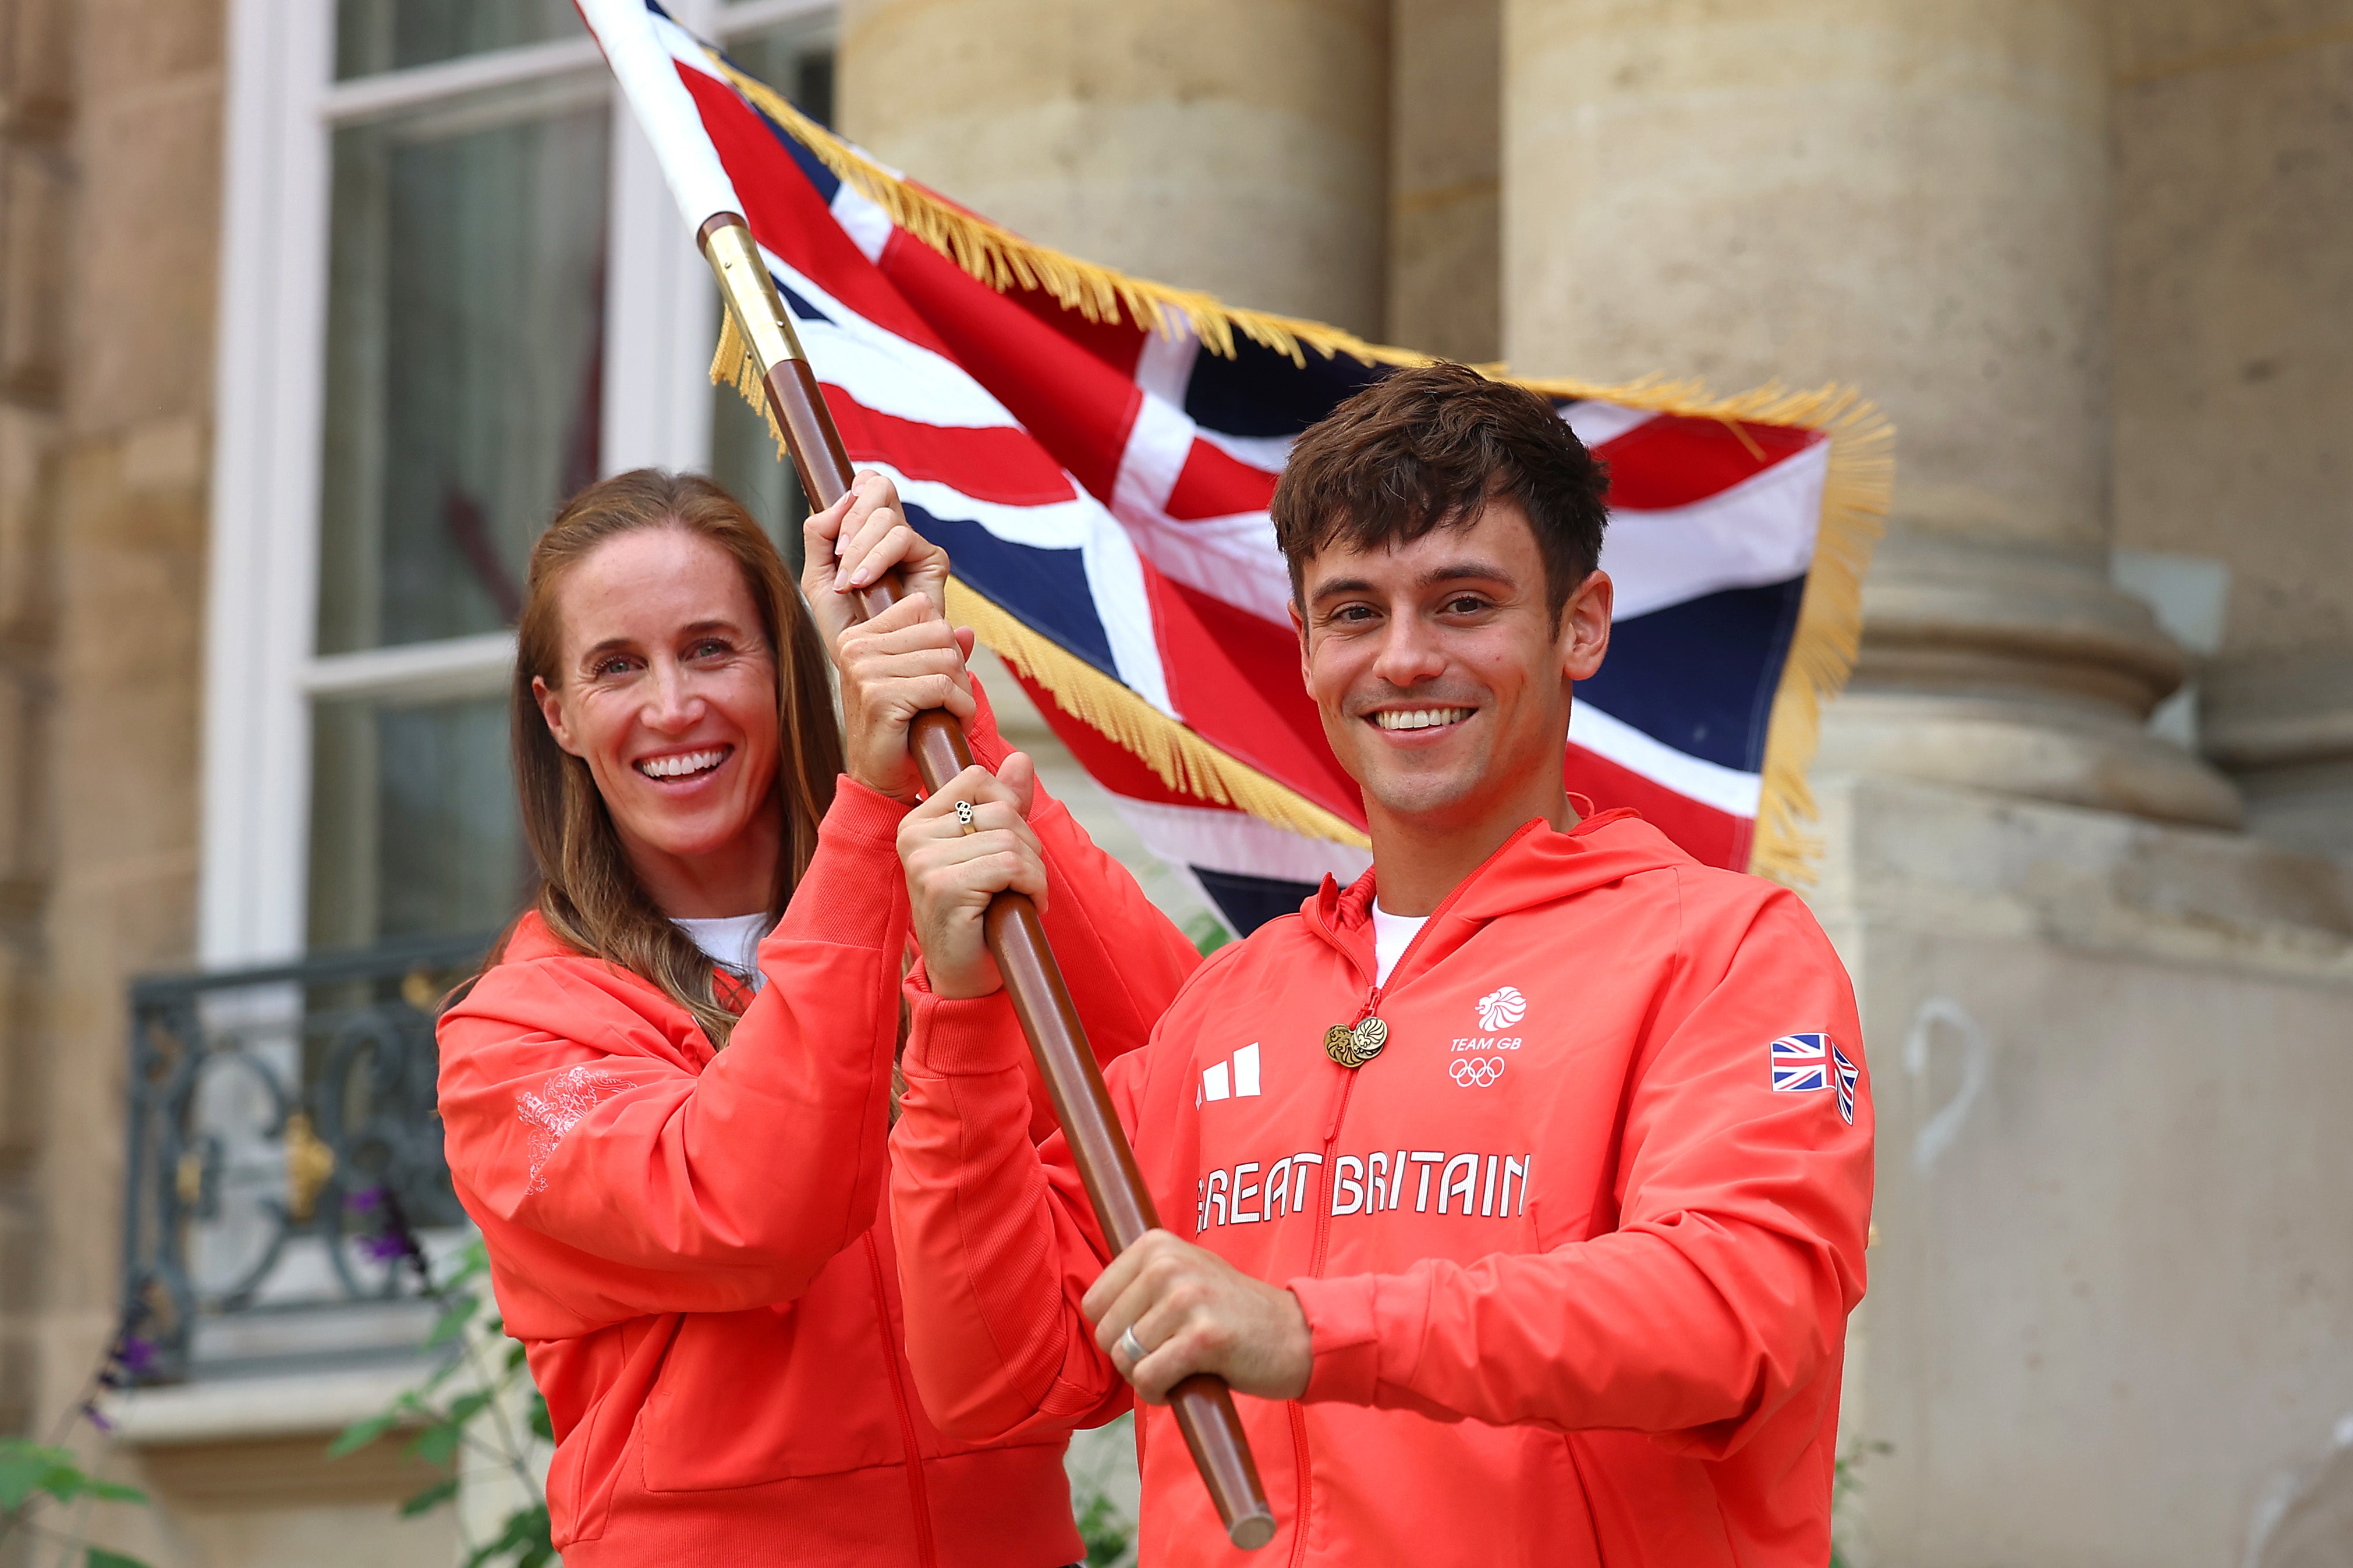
[1291,499,1611,831]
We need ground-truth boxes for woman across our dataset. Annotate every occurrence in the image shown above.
[434,469,1197,1566]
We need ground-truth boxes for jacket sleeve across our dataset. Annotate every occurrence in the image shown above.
[1288,885,1873,1456]
[886,976,1157,1441]
[941,677,1202,1120]
[435,779,910,1326]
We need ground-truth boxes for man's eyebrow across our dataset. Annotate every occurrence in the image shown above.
[1306,574,1376,602]
[1306,560,1518,602]
[1416,559,1515,587]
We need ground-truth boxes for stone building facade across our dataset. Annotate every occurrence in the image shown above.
[0,0,2348,1563]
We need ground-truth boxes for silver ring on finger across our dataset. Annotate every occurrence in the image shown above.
[952,799,977,833]
[1115,1325,1148,1366]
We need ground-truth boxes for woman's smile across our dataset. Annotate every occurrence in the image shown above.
[633,744,735,784]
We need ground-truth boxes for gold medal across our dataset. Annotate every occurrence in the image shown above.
[1323,1016,1388,1069]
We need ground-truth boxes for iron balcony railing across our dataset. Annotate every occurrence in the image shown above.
[120,932,492,1382]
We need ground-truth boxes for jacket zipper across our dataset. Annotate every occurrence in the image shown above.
[1283,829,1531,1567]
[1286,1065,1360,1568]
[864,1231,938,1568]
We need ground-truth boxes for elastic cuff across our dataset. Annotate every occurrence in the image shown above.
[768,779,909,950]
[903,986,1028,1078]
[1288,1275,1384,1406]
[827,774,913,845]
[965,677,1009,769]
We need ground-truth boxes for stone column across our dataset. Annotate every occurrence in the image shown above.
[1387,0,1501,362]
[837,0,1390,335]
[2110,10,2353,860]
[1501,0,2239,827]
[0,0,75,1444]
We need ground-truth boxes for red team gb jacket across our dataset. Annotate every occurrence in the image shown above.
[434,692,1200,1567]
[890,809,1874,1567]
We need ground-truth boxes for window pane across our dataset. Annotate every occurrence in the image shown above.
[336,0,584,80]
[309,693,525,948]
[317,76,609,656]
[724,24,835,129]
[710,386,809,577]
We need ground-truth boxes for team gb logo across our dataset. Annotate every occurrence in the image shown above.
[1476,986,1527,1031]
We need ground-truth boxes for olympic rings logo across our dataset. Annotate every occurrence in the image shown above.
[1450,1056,1506,1088]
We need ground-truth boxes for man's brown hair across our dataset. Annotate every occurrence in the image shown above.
[1270,361,1609,624]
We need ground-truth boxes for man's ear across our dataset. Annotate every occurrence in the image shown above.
[1561,569,1613,683]
[533,675,584,758]
[1289,599,1312,691]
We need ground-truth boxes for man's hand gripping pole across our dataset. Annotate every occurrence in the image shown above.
[697,214,1277,1553]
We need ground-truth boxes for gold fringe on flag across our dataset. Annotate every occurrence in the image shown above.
[706,51,1892,883]
[1512,379,1893,886]
[942,579,1372,851]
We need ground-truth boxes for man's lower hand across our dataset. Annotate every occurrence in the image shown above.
[1083,1230,1312,1404]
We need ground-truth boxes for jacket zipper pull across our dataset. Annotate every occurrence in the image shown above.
[1321,984,1388,1071]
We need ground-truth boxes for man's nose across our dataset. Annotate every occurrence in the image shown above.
[1369,610,1447,689]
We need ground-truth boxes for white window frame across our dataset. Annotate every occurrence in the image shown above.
[201,0,835,964]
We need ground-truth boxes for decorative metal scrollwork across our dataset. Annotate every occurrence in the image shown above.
[118,932,490,1382]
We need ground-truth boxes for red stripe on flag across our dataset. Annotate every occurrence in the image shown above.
[1563,742,1754,870]
[1000,282,1152,378]
[676,65,949,356]
[818,388,1076,506]
[1143,569,1365,826]
[1592,417,1824,511]
[876,231,1143,505]
[1164,437,1278,522]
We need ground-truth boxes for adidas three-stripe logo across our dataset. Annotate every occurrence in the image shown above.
[1199,1043,1261,1106]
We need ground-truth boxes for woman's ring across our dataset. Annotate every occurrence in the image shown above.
[952,800,976,831]
[1115,1326,1148,1366]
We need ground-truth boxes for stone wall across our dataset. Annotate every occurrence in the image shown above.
[0,0,73,1452]
[838,0,1392,335]
[1,0,223,1552]
[2110,3,2353,859]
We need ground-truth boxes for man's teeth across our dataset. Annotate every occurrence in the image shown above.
[1374,708,1473,732]
[636,748,728,778]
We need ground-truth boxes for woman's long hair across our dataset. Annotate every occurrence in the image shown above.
[506,470,841,1045]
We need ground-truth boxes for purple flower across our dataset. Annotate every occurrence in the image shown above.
[345,1184,387,1214]
[358,1231,414,1264]
[116,1335,157,1376]
[82,1401,114,1435]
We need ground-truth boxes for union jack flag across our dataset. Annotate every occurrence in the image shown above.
[579,0,1887,932]
[1770,1033,1859,1125]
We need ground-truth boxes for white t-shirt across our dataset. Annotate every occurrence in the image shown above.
[1369,900,1429,987]
[672,913,769,991]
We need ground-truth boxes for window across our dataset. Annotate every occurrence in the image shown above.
[204,0,837,964]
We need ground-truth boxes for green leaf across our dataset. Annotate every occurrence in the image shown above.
[423,1294,481,1349]
[505,1342,528,1372]
[327,1410,399,1459]
[406,1420,463,1468]
[461,1503,552,1568]
[445,1389,496,1425]
[398,1478,460,1517]
[87,1550,155,1568]
[0,1441,83,1510]
[80,1479,148,1505]
[526,1394,552,1442]
[439,1244,490,1292]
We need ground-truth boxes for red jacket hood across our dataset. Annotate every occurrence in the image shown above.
[1307,809,1685,977]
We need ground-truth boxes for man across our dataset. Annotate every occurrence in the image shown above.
[886,363,1873,1565]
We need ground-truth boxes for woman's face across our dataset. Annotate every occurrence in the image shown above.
[533,526,785,917]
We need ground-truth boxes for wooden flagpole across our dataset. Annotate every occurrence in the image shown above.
[697,212,1277,1553]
